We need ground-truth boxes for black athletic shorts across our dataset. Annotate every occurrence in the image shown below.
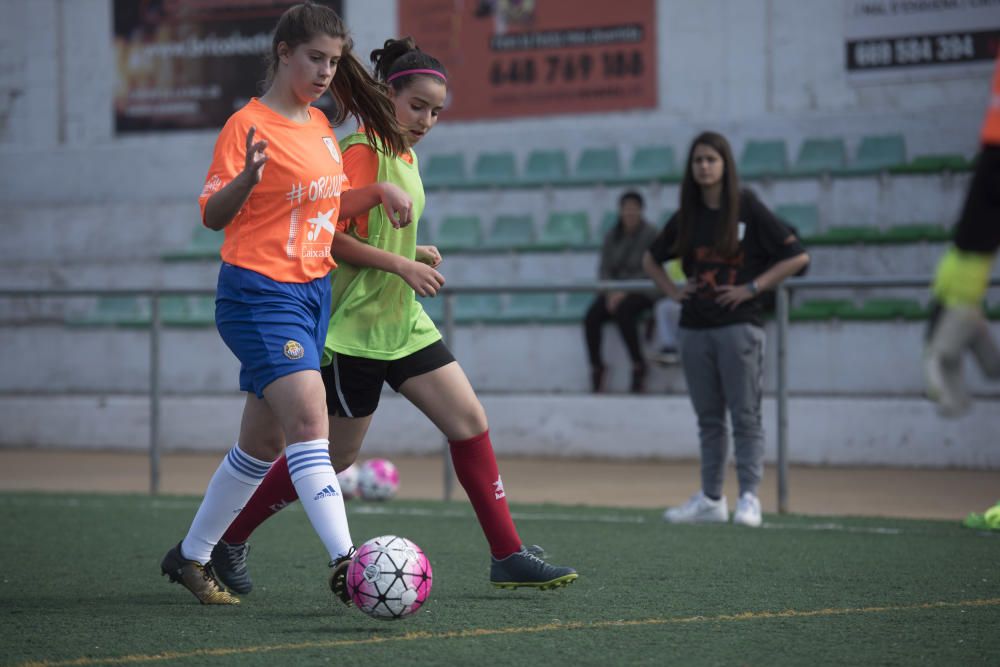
[321,339,455,418]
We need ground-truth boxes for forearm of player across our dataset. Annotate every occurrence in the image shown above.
[642,251,683,300]
[331,232,407,275]
[753,252,810,292]
[203,171,256,231]
[339,183,386,220]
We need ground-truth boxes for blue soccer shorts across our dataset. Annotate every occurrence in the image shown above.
[214,262,331,398]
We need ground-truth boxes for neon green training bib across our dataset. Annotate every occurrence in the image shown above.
[322,133,440,363]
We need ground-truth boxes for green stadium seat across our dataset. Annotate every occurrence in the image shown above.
[810,225,883,245]
[162,224,223,261]
[522,149,570,186]
[840,298,928,321]
[792,138,846,176]
[625,146,678,182]
[482,215,535,251]
[161,295,215,327]
[842,134,906,174]
[421,153,466,189]
[739,140,788,179]
[571,148,621,184]
[555,291,596,322]
[69,296,148,327]
[503,292,559,323]
[455,293,503,323]
[537,211,590,250]
[880,223,952,244]
[434,215,482,252]
[788,299,853,322]
[891,153,972,175]
[592,211,618,247]
[775,204,820,239]
[470,152,518,188]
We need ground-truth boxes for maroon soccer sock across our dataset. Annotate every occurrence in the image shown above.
[448,430,522,558]
[222,453,299,544]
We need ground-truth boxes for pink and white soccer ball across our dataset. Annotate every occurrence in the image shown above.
[347,535,433,620]
[336,464,360,500]
[358,458,399,501]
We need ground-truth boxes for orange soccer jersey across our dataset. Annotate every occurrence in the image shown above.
[982,53,1000,146]
[198,98,351,283]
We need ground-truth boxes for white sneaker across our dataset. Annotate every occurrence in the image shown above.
[733,492,762,527]
[663,491,728,524]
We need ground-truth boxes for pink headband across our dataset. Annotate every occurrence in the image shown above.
[386,68,447,84]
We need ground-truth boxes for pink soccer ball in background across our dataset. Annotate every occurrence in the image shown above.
[336,463,360,500]
[347,535,433,620]
[358,458,399,501]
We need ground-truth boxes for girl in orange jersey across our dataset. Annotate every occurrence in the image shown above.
[209,37,578,598]
[160,3,412,605]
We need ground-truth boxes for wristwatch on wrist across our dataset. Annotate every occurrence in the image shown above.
[747,280,760,296]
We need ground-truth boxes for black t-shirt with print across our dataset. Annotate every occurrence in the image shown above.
[648,189,804,329]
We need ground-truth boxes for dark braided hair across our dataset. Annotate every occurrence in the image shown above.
[370,36,448,89]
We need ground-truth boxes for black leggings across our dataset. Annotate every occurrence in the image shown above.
[584,293,654,367]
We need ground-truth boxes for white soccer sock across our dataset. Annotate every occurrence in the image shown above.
[181,444,272,564]
[286,439,354,561]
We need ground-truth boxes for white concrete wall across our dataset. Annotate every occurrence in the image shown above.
[1,393,997,469]
[2,319,999,396]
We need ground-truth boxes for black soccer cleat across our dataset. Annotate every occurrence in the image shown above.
[211,540,253,595]
[490,545,578,590]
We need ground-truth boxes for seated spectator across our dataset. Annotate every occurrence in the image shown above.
[584,190,659,393]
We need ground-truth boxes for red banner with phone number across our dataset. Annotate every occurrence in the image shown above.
[398,0,657,120]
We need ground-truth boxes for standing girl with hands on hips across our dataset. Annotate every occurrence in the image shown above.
[643,131,809,528]
[160,2,412,605]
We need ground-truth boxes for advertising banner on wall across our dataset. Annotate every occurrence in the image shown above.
[114,0,342,133]
[398,0,657,120]
[845,0,1000,80]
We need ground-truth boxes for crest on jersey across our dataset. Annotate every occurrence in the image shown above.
[283,340,305,360]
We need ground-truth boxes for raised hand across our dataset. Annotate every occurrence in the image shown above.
[243,126,269,183]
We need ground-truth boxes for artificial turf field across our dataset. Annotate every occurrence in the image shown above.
[1,492,998,666]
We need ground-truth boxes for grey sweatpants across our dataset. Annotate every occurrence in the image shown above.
[676,323,765,498]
